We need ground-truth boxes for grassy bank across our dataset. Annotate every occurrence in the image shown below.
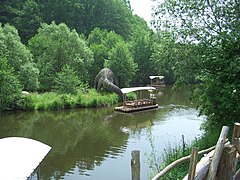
[19,89,119,111]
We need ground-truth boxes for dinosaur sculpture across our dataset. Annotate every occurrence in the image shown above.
[94,68,123,96]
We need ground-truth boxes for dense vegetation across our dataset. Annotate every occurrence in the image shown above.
[1,0,239,179]
[0,0,239,130]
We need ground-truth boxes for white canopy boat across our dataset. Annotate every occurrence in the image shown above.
[115,86,158,112]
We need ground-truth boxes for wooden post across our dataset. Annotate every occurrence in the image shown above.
[131,150,140,180]
[232,122,240,175]
[207,126,229,180]
[216,145,236,180]
[187,147,198,180]
[232,122,240,145]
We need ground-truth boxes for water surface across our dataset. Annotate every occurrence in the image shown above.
[0,86,205,179]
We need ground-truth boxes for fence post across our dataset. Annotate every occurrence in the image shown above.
[207,126,229,180]
[131,150,140,180]
[216,145,236,180]
[232,122,240,150]
[187,147,199,180]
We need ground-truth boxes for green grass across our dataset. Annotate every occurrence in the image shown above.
[20,89,119,110]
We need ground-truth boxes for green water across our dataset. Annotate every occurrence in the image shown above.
[0,86,205,179]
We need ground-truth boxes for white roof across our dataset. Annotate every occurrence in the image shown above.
[149,76,164,80]
[0,137,51,180]
[121,86,156,94]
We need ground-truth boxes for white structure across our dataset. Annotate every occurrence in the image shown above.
[0,137,51,180]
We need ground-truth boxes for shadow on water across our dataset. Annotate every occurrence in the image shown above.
[0,85,203,179]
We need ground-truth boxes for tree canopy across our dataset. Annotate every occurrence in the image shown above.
[153,0,240,125]
[29,22,93,91]
[0,23,39,91]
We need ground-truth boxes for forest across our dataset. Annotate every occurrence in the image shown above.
[0,0,239,129]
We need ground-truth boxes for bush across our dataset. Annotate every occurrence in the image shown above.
[53,65,80,95]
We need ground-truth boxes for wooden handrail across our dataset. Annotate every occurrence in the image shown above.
[152,145,217,180]
[152,139,229,180]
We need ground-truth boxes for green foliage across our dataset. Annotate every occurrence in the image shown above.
[151,31,200,85]
[0,23,39,91]
[39,0,133,39]
[194,47,240,126]
[129,27,156,85]
[153,0,240,126]
[29,22,93,91]
[13,0,42,43]
[19,62,39,91]
[53,65,80,95]
[88,28,137,86]
[105,41,137,87]
[0,57,22,111]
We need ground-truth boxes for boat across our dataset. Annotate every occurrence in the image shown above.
[114,86,158,113]
[149,76,165,88]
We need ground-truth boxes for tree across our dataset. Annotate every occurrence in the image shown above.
[0,23,39,91]
[40,0,133,39]
[13,0,43,43]
[105,41,137,87]
[129,28,156,85]
[153,0,240,125]
[28,22,93,91]
[87,28,133,86]
[150,31,200,85]
[0,57,22,111]
[53,65,80,95]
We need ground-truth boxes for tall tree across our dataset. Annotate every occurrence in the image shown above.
[0,23,39,91]
[13,0,42,43]
[28,22,93,91]
[40,0,133,38]
[0,57,22,111]
[106,41,137,87]
[153,0,240,125]
[87,28,137,86]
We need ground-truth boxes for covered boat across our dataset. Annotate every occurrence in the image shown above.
[115,86,158,112]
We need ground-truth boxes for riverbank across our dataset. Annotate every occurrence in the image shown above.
[19,89,119,111]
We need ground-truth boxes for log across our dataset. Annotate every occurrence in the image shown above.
[131,150,140,180]
[216,145,236,180]
[207,126,229,180]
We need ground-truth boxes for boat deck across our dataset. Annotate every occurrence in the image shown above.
[115,99,158,112]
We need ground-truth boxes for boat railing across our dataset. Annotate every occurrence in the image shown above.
[124,99,155,108]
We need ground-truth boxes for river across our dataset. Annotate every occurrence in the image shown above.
[0,86,205,180]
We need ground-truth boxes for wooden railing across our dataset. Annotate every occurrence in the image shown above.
[152,122,240,180]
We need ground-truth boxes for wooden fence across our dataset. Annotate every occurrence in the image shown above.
[151,122,240,180]
[130,123,240,179]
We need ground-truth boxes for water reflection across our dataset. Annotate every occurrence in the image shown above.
[0,86,203,179]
